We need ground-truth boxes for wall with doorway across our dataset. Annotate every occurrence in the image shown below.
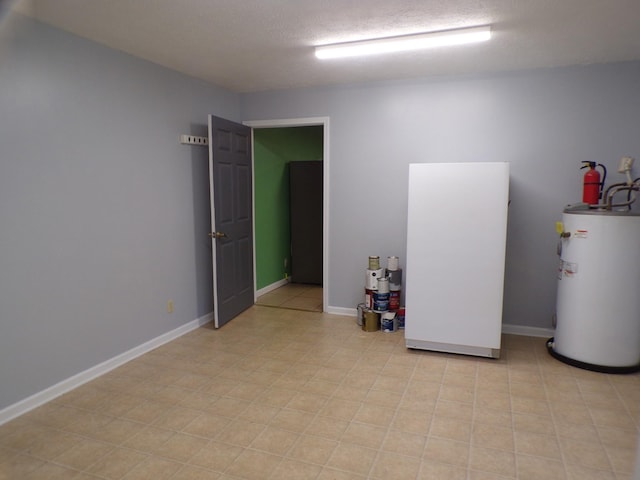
[254,126,323,290]
[242,61,640,331]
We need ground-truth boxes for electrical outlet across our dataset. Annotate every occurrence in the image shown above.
[167,300,174,313]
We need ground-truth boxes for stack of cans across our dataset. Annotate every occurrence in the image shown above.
[359,256,403,332]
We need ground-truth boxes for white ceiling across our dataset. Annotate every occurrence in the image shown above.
[13,0,640,93]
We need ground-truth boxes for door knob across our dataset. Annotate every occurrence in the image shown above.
[208,232,227,239]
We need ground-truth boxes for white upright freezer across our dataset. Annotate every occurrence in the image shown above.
[404,162,510,358]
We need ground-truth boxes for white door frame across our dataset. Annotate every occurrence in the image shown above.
[244,117,330,313]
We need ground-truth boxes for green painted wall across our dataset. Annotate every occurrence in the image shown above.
[254,126,323,290]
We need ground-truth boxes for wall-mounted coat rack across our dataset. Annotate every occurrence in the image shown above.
[180,135,208,146]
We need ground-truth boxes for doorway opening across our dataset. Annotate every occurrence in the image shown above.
[244,117,329,313]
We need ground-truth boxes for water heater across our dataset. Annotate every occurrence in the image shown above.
[549,208,640,372]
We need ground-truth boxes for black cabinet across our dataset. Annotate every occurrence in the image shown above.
[289,161,323,285]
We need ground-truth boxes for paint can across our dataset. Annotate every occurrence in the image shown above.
[389,290,401,311]
[374,277,390,311]
[377,277,390,293]
[387,256,400,271]
[381,311,398,332]
[368,256,380,270]
[364,289,374,309]
[362,309,380,332]
[388,268,402,291]
[396,308,405,329]
[356,303,366,326]
[373,292,390,312]
[365,269,384,290]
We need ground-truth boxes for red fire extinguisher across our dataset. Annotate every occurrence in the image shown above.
[580,161,607,205]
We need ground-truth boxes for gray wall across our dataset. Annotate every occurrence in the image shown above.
[241,62,640,329]
[0,14,240,410]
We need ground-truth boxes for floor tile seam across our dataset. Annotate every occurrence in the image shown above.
[59,422,155,449]
[608,379,640,432]
[366,450,384,479]
[279,291,320,302]
[19,429,137,464]
[218,446,287,479]
[488,350,522,478]
[591,424,640,453]
[46,443,122,478]
[590,416,640,438]
[264,459,323,480]
[327,384,402,425]
[558,452,618,474]
[427,428,473,445]
[253,430,309,459]
[277,433,338,468]
[262,399,325,439]
[81,448,153,480]
[325,367,373,397]
[511,437,565,461]
[278,300,323,311]
[20,460,86,478]
[287,426,345,445]
[464,462,520,480]
[471,363,502,447]
[600,440,635,475]
[585,396,633,440]
[414,459,470,480]
[337,417,395,439]
[313,463,370,479]
[115,441,209,470]
[512,451,566,472]
[385,348,421,404]
[468,419,513,445]
[516,356,574,472]
[4,415,82,437]
[170,464,225,480]
[325,439,380,478]
[4,439,100,467]
[255,302,322,313]
[421,442,471,471]
[206,429,270,456]
[465,441,519,478]
[104,455,189,479]
[296,293,323,300]
[554,435,617,473]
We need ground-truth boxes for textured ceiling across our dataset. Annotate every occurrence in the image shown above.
[12,0,640,93]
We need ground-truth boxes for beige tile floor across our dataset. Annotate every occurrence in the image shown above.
[1,306,639,479]
[256,283,323,312]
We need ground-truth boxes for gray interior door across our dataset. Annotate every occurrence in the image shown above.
[208,115,254,328]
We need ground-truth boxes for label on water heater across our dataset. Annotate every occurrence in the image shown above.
[563,262,578,278]
[574,230,588,239]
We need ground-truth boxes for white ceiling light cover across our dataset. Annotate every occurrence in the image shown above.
[315,25,492,59]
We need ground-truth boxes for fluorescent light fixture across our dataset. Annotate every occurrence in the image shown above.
[315,25,491,59]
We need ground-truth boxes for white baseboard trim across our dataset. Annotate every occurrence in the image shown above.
[324,307,554,339]
[501,324,554,338]
[0,312,213,426]
[255,278,290,298]
[326,306,357,316]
